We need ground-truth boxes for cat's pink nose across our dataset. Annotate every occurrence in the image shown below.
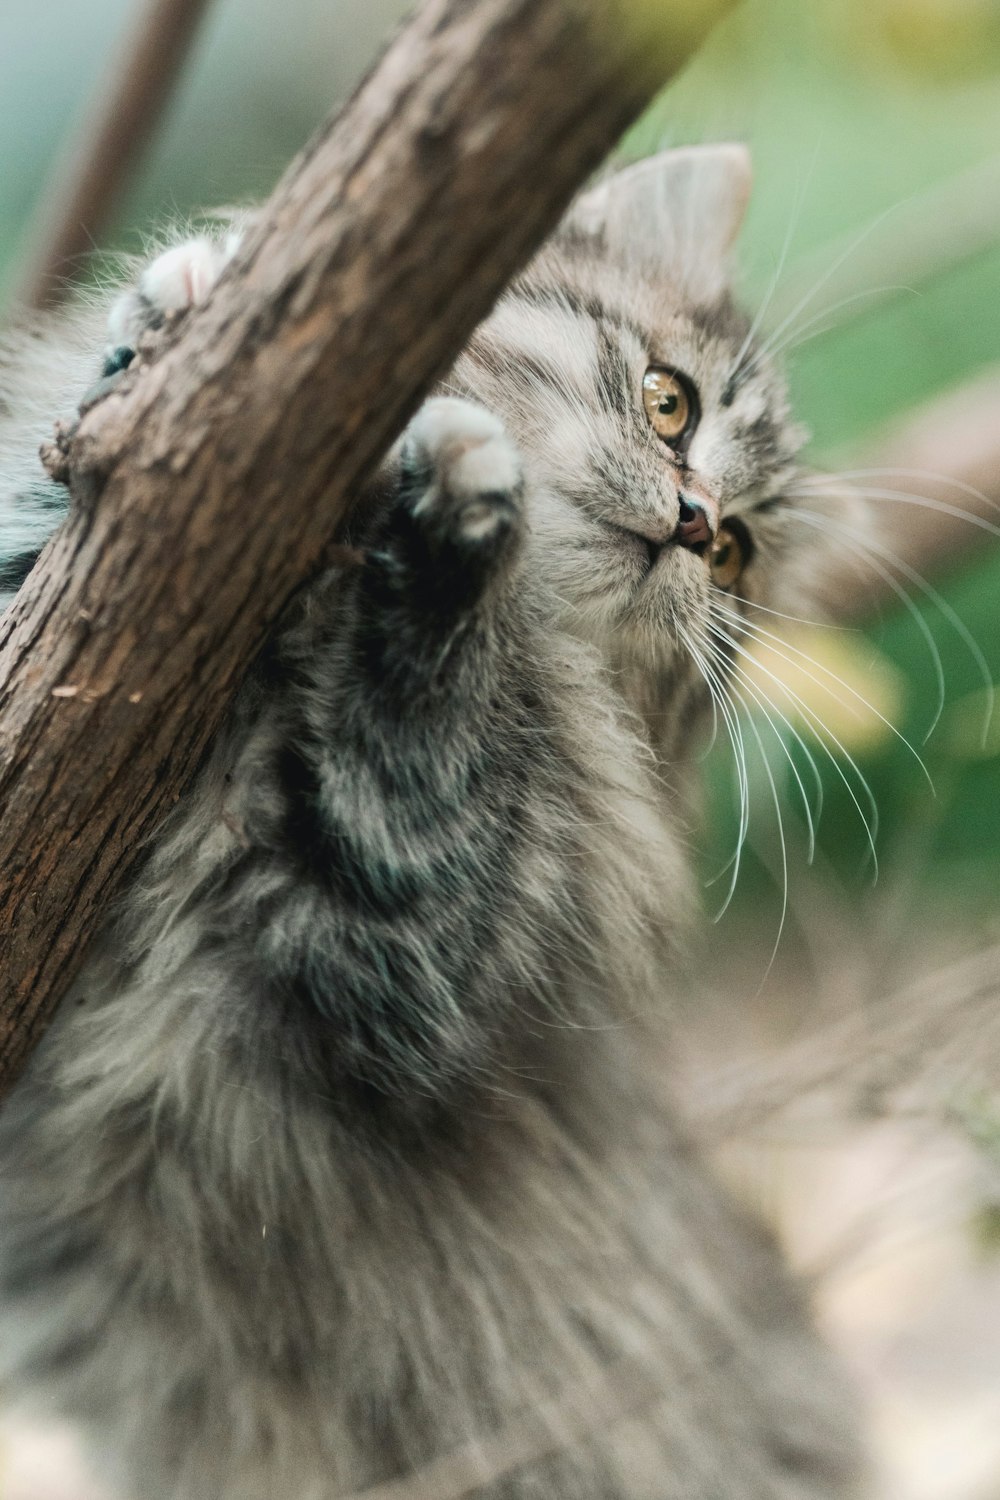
[673,490,719,551]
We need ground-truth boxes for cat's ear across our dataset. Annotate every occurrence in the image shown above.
[569,144,752,298]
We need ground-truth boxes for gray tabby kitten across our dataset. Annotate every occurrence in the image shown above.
[0,146,862,1498]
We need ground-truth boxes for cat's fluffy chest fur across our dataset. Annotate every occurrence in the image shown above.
[0,145,861,1497]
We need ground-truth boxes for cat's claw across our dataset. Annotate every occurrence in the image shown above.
[403,397,524,555]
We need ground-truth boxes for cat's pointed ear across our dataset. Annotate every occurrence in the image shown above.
[569,144,752,297]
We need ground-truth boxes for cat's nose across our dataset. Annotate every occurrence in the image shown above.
[673,490,719,551]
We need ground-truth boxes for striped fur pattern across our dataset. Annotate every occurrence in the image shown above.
[0,148,862,1498]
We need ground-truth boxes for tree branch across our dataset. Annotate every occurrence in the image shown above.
[772,154,1000,344]
[689,942,1000,1144]
[12,0,217,312]
[0,0,735,1096]
[825,366,1000,621]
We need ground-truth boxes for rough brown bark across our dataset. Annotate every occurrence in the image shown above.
[0,0,735,1096]
[13,0,217,311]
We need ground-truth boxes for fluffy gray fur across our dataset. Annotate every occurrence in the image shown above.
[0,146,862,1498]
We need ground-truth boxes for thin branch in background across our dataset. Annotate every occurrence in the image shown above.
[11,0,216,313]
[347,1355,667,1500]
[823,366,1000,622]
[689,942,1000,1144]
[769,153,1000,343]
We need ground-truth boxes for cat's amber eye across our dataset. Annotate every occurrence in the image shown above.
[708,524,748,589]
[642,367,695,447]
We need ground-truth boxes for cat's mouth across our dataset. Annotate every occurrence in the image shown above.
[600,521,714,647]
[610,523,708,583]
[608,523,668,574]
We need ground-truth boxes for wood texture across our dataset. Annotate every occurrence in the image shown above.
[0,0,734,1095]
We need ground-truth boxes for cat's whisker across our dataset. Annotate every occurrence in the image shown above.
[721,589,855,632]
[705,616,823,857]
[700,670,722,759]
[680,623,750,841]
[679,624,751,913]
[729,147,817,384]
[760,283,917,365]
[711,595,934,787]
[712,645,818,872]
[694,631,751,832]
[794,481,1000,539]
[709,629,823,822]
[697,617,822,907]
[800,466,1000,519]
[787,507,948,740]
[793,507,996,749]
[722,670,791,977]
[736,202,902,382]
[707,618,880,874]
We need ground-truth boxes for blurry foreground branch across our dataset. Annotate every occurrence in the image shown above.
[0,0,734,1096]
[13,0,216,312]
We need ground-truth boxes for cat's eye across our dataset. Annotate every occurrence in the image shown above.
[708,523,749,589]
[642,367,696,448]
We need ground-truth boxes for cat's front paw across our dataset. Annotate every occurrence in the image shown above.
[402,398,524,560]
[104,229,244,368]
[137,235,236,316]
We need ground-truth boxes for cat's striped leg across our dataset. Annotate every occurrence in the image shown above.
[257,398,539,1101]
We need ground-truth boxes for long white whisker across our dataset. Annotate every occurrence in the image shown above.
[721,589,855,633]
[729,148,817,382]
[701,676,721,759]
[801,466,1000,519]
[676,625,724,763]
[795,482,1000,540]
[723,672,790,979]
[711,624,881,874]
[761,283,916,366]
[681,625,751,913]
[712,596,934,788]
[706,621,818,863]
[796,508,995,749]
[740,203,903,379]
[681,624,750,856]
[707,614,826,829]
[788,508,947,740]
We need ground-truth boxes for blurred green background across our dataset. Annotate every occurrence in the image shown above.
[631,0,1000,992]
[2,0,999,990]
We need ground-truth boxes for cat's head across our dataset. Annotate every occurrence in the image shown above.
[450,145,851,734]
